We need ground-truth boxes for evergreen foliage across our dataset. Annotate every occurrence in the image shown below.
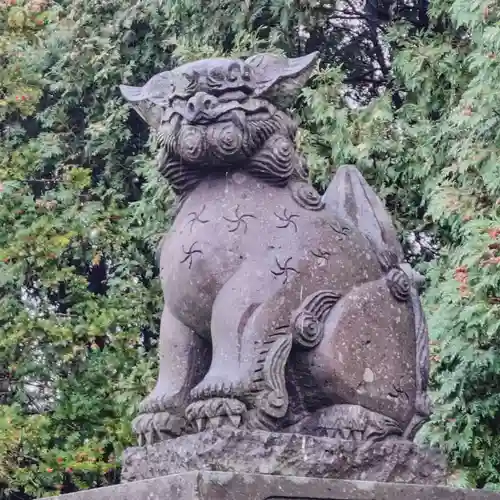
[303,2,500,487]
[1,0,500,496]
[0,0,164,496]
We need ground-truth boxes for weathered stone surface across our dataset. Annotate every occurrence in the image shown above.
[118,52,443,489]
[45,472,500,500]
[119,52,432,451]
[120,427,447,484]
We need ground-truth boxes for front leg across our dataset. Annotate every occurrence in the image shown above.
[133,305,210,445]
[186,259,295,432]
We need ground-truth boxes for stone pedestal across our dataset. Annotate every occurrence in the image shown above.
[121,428,447,485]
[46,472,500,500]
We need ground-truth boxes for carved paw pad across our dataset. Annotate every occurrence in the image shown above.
[317,404,403,444]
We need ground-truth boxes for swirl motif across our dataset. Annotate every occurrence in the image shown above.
[387,268,411,301]
[157,122,177,154]
[292,311,323,349]
[206,122,243,161]
[178,125,207,163]
[269,135,293,170]
[290,181,325,211]
[247,134,295,185]
[290,290,341,350]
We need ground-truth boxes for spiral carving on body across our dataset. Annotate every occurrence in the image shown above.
[290,181,325,210]
[178,126,208,163]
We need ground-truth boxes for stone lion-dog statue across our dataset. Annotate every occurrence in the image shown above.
[120,51,430,447]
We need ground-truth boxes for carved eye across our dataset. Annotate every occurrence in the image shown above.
[227,62,241,82]
[208,69,225,87]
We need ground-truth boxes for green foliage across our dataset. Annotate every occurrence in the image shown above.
[2,0,500,495]
[0,0,163,496]
[293,0,500,489]
[386,2,500,489]
[0,0,307,496]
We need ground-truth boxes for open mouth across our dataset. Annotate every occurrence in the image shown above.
[163,96,276,130]
[215,90,250,103]
[190,97,273,124]
[191,107,271,127]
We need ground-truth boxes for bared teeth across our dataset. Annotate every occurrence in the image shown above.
[228,414,242,427]
[229,109,247,133]
[171,114,182,135]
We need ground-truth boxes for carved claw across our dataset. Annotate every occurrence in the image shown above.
[340,428,351,439]
[312,405,403,444]
[185,397,246,432]
[208,416,222,428]
[196,418,206,432]
[132,410,187,445]
[228,414,242,427]
[352,430,363,441]
[324,428,364,441]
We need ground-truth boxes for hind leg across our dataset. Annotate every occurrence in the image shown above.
[295,277,420,437]
[133,305,210,444]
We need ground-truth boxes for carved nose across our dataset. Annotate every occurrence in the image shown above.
[185,92,218,121]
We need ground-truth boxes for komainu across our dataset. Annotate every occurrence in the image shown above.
[120,52,431,446]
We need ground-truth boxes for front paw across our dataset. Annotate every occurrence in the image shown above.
[132,410,188,445]
[185,397,246,432]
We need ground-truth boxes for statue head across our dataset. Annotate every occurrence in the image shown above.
[120,52,318,192]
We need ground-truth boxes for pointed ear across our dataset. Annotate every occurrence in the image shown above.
[119,84,144,102]
[245,51,319,108]
[119,72,174,130]
[119,84,162,130]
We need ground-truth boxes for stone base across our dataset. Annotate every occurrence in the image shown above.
[121,427,447,484]
[47,471,500,500]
